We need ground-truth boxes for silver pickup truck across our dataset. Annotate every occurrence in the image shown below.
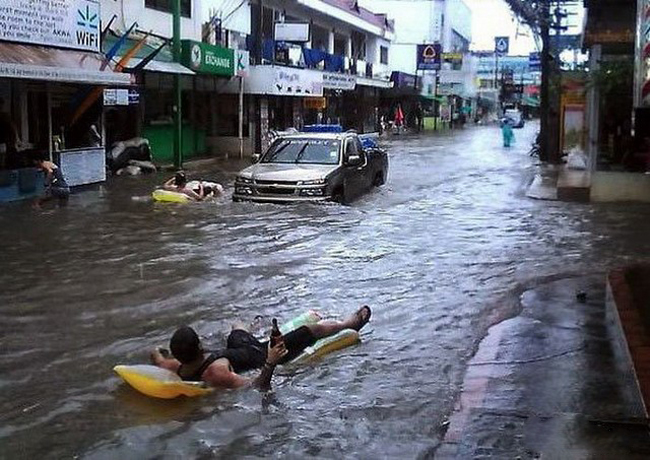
[233,132,388,203]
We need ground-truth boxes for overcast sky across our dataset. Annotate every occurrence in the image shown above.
[464,0,585,55]
[464,0,538,55]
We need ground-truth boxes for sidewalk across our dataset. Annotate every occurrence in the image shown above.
[437,276,650,459]
[526,164,591,203]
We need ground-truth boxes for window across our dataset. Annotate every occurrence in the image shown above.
[145,0,192,18]
[380,46,388,65]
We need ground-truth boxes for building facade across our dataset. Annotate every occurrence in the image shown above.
[359,0,476,127]
[0,0,131,202]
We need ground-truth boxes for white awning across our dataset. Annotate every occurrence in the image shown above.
[0,42,132,85]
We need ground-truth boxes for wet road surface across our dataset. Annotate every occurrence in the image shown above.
[2,122,650,458]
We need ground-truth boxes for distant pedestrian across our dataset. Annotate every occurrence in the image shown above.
[502,120,514,148]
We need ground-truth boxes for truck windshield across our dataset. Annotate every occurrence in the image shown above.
[262,139,340,165]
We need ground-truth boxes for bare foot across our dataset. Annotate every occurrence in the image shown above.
[349,305,372,331]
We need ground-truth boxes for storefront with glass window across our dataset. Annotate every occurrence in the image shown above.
[0,0,131,201]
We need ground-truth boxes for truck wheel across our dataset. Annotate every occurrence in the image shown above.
[373,172,385,186]
[332,187,345,203]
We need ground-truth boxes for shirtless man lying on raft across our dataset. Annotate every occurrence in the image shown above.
[151,306,371,391]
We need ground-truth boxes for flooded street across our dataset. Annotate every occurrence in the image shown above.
[2,123,650,459]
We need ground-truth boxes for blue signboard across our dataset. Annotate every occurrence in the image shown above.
[494,36,509,55]
[528,52,541,71]
[416,44,442,70]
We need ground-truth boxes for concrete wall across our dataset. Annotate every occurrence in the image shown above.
[591,171,650,203]
[442,0,471,45]
[206,136,253,157]
[100,0,203,40]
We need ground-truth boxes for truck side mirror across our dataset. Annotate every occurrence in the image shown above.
[346,154,362,166]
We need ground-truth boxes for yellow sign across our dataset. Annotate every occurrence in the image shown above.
[304,97,327,109]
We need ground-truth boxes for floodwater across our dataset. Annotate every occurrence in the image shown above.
[2,123,650,459]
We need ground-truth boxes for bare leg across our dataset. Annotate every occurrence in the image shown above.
[307,306,371,339]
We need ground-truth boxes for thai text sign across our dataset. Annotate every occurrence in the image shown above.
[181,40,234,76]
[247,65,323,96]
[0,0,100,52]
[323,72,356,90]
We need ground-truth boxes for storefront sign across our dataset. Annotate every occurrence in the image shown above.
[417,44,441,70]
[128,89,139,105]
[323,72,356,90]
[235,49,249,77]
[442,53,463,66]
[0,0,101,52]
[274,23,310,42]
[391,71,418,89]
[246,65,323,97]
[0,62,131,85]
[438,82,464,96]
[103,88,129,106]
[304,97,327,109]
[181,40,234,76]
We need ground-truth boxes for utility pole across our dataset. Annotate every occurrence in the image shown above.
[172,0,182,169]
[539,0,551,163]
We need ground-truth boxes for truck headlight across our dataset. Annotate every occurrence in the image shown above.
[235,185,253,195]
[300,188,325,196]
[236,176,253,184]
[298,179,326,186]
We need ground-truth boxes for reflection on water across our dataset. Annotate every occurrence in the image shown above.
[2,123,650,458]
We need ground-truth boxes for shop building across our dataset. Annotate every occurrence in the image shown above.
[238,0,394,154]
[0,0,131,202]
[360,0,476,126]
[582,0,650,201]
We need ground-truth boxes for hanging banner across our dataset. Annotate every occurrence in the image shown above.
[0,0,101,52]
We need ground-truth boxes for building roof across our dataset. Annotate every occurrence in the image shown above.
[321,0,395,32]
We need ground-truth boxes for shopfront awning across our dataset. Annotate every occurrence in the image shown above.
[103,34,194,76]
[0,42,132,85]
[122,58,195,75]
[356,76,393,89]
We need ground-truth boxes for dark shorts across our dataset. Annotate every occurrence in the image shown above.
[224,326,317,373]
[45,185,70,200]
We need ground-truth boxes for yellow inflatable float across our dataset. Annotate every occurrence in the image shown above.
[114,311,360,399]
[151,189,191,203]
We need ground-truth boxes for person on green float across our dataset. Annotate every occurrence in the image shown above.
[151,306,371,390]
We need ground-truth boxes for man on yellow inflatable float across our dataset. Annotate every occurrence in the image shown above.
[151,306,371,391]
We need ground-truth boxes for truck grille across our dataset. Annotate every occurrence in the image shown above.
[254,179,298,186]
[256,187,296,195]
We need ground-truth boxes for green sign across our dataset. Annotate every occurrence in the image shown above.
[181,40,234,76]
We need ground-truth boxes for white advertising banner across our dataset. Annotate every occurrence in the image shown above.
[0,0,101,52]
[0,62,131,85]
[323,72,356,91]
[247,66,323,97]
